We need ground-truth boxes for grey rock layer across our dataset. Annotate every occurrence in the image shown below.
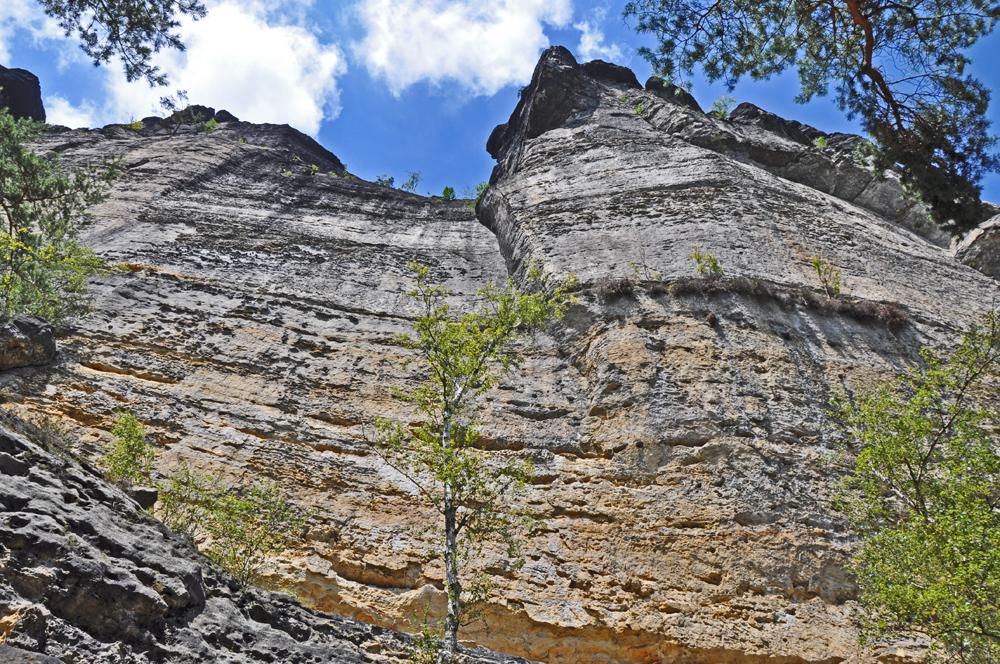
[0,65,45,122]
[954,214,1000,278]
[0,318,56,371]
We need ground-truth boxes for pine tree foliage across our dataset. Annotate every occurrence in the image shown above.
[0,109,117,324]
[624,0,1000,233]
[37,0,206,86]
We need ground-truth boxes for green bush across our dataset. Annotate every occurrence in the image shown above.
[463,182,489,210]
[708,95,736,119]
[157,466,306,586]
[810,255,842,297]
[400,171,421,193]
[125,119,144,131]
[634,102,645,115]
[100,412,155,485]
[834,313,1000,660]
[690,246,723,276]
[201,117,219,132]
[408,619,444,664]
[375,174,395,187]
[813,136,828,149]
[309,163,319,176]
[204,481,306,586]
[441,186,456,200]
[159,463,223,537]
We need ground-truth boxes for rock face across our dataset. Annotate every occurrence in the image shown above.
[0,52,997,664]
[0,318,56,371]
[954,214,1000,278]
[0,66,45,122]
[0,410,526,663]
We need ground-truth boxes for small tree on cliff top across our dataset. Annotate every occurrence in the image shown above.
[374,261,575,661]
[624,0,1000,234]
[834,312,1000,660]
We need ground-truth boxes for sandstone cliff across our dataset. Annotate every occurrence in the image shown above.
[2,47,998,663]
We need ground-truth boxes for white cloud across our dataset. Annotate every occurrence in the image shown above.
[0,0,70,64]
[106,2,346,135]
[45,95,98,128]
[354,0,573,96]
[574,7,624,63]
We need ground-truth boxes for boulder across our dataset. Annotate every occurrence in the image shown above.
[169,104,216,124]
[0,646,62,663]
[644,76,702,112]
[0,317,55,371]
[729,101,825,146]
[214,109,239,123]
[954,214,1000,278]
[126,486,158,509]
[580,60,641,89]
[0,66,45,122]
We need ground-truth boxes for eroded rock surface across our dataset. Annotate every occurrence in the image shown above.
[1,50,996,663]
[0,411,526,663]
[0,318,56,371]
[955,214,1000,278]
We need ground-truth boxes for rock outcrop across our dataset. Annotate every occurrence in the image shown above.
[0,66,45,122]
[954,214,1000,278]
[0,410,526,663]
[1,50,997,663]
[0,318,56,371]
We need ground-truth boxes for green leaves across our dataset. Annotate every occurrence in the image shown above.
[201,481,307,587]
[374,262,574,646]
[835,312,1000,660]
[810,255,842,298]
[0,109,117,324]
[690,246,723,276]
[100,411,155,486]
[157,465,306,586]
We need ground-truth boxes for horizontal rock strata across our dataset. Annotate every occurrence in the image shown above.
[3,50,997,663]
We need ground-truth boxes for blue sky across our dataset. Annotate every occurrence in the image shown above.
[2,0,999,202]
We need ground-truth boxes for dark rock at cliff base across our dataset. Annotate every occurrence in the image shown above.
[955,214,1000,278]
[0,317,55,371]
[0,646,62,663]
[644,77,702,112]
[0,66,45,122]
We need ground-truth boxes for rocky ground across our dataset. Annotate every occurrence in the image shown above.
[1,47,997,663]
